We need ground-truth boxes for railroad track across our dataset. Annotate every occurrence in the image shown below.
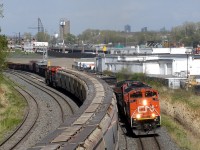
[118,119,129,150]
[0,83,40,150]
[119,118,161,150]
[2,70,78,149]
[117,104,162,150]
[20,71,45,83]
[6,70,75,120]
[137,134,161,150]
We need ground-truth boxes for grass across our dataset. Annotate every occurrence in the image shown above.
[0,75,27,142]
[169,89,200,109]
[162,114,200,150]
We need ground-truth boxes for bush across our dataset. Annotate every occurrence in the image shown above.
[0,35,8,73]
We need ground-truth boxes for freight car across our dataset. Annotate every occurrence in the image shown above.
[55,69,87,102]
[7,62,30,71]
[7,61,116,105]
[7,61,87,104]
[7,61,47,77]
[35,61,47,77]
[114,80,161,135]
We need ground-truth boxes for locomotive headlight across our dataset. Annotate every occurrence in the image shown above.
[136,114,141,119]
[151,113,156,118]
[143,99,147,106]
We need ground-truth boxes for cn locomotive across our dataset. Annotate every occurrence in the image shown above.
[114,80,161,135]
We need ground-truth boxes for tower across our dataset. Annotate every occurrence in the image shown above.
[38,18,44,33]
[59,18,70,40]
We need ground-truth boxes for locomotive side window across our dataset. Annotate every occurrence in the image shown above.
[130,92,142,98]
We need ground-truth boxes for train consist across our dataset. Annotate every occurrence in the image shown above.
[7,61,87,103]
[114,80,161,134]
[7,61,117,103]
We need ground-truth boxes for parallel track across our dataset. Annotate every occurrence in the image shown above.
[1,70,76,149]
[7,70,75,121]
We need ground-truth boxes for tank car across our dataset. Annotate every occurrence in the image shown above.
[114,80,161,135]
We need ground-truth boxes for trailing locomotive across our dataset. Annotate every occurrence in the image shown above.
[45,66,61,86]
[114,80,161,135]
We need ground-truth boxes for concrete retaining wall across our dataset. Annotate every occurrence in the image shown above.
[28,69,119,150]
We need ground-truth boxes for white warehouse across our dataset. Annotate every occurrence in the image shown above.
[96,47,200,79]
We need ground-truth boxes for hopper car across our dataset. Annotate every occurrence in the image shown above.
[7,61,87,104]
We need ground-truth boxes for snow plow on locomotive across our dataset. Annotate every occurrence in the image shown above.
[114,80,161,135]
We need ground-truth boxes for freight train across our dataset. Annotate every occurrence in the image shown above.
[114,80,161,135]
[7,61,117,104]
[6,61,87,103]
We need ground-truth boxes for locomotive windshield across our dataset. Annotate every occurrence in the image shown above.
[130,92,142,98]
[145,91,157,97]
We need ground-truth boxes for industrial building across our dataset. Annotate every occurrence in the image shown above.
[95,47,200,89]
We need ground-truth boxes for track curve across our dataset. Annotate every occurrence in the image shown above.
[0,84,39,150]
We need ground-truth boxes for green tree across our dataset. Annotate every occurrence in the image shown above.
[0,35,8,72]
[0,3,3,32]
[64,33,77,44]
[36,31,50,42]
[0,2,7,73]
[171,22,200,47]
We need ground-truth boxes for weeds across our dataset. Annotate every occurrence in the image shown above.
[162,114,200,150]
[0,76,26,142]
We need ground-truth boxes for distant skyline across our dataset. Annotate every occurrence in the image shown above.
[1,0,200,36]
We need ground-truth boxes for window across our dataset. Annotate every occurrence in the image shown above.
[145,91,157,97]
[130,92,142,98]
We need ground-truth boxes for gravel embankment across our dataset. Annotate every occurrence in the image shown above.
[4,73,78,150]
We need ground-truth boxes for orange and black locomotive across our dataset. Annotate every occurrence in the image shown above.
[114,80,161,134]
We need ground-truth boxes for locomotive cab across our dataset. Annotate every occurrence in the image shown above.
[128,88,161,133]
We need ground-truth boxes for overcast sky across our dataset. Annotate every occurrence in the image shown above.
[1,0,200,36]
